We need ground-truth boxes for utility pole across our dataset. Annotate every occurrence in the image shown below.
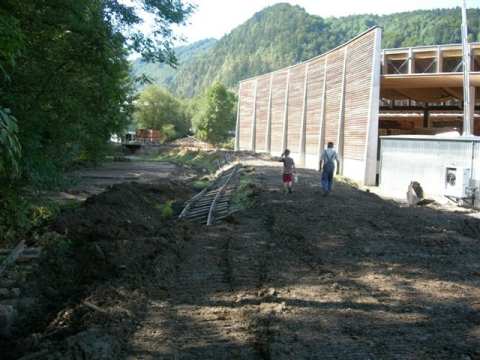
[461,0,472,136]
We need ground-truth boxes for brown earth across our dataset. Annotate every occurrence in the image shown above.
[6,162,480,359]
[52,181,192,242]
[127,165,480,359]
[1,179,194,360]
[46,161,181,203]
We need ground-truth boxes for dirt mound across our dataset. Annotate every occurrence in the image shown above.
[170,136,214,150]
[52,181,192,242]
[18,329,121,360]
[5,181,195,360]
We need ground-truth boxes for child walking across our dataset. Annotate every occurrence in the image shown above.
[280,149,296,194]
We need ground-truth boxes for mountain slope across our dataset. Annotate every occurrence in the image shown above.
[131,38,217,90]
[137,4,480,97]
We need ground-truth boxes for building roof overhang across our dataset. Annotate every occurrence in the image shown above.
[381,72,480,102]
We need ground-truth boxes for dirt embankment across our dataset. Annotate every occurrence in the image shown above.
[3,180,195,360]
[52,181,190,241]
[5,161,480,359]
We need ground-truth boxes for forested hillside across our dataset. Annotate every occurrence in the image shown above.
[137,3,480,97]
[132,38,217,91]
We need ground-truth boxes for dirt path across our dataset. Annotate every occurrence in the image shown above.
[45,161,181,204]
[126,164,480,359]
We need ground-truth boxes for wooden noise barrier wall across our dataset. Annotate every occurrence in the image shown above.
[235,27,382,185]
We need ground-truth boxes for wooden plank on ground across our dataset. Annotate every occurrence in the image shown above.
[0,240,26,276]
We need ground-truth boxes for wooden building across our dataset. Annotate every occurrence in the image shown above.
[234,27,480,185]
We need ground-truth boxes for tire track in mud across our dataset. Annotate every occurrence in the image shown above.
[128,165,333,359]
[127,165,300,359]
[129,164,480,359]
[128,218,274,358]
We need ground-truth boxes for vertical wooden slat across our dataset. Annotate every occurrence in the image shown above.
[317,56,329,169]
[250,79,258,151]
[298,63,309,166]
[305,58,326,163]
[255,75,270,152]
[336,46,349,174]
[281,69,291,152]
[270,70,288,154]
[287,63,306,155]
[238,80,256,150]
[265,74,273,153]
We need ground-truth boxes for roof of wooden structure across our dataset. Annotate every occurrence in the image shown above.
[381,42,480,103]
[381,73,480,102]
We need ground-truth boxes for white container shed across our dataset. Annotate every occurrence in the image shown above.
[379,135,480,208]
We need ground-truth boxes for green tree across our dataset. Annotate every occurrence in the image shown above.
[192,82,236,144]
[134,85,190,141]
[0,108,21,178]
[0,10,23,180]
[0,0,193,185]
[101,0,194,65]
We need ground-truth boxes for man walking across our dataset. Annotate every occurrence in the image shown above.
[319,142,339,196]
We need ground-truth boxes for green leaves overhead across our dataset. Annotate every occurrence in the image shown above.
[103,0,195,64]
[0,0,192,186]
[0,107,21,177]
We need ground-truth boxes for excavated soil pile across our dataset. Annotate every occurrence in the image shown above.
[4,181,194,360]
[52,181,191,241]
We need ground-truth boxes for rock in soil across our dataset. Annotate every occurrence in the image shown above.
[0,304,17,337]
[18,329,120,360]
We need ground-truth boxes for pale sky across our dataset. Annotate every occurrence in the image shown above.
[170,0,480,44]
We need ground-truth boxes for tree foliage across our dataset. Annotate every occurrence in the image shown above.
[0,10,23,180]
[0,0,192,185]
[192,82,236,144]
[132,38,217,91]
[102,0,194,65]
[0,107,21,177]
[134,85,190,141]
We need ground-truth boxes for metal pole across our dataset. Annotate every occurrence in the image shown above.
[461,0,472,136]
[281,69,290,152]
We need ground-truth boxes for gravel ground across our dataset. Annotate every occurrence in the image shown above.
[126,164,480,360]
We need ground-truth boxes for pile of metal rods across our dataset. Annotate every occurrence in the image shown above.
[179,165,239,225]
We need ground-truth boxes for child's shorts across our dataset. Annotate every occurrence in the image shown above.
[282,174,293,183]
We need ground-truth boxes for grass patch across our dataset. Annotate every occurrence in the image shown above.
[336,175,359,189]
[218,138,234,150]
[150,148,225,173]
[192,179,210,190]
[231,167,257,210]
[159,201,174,219]
[0,188,62,247]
